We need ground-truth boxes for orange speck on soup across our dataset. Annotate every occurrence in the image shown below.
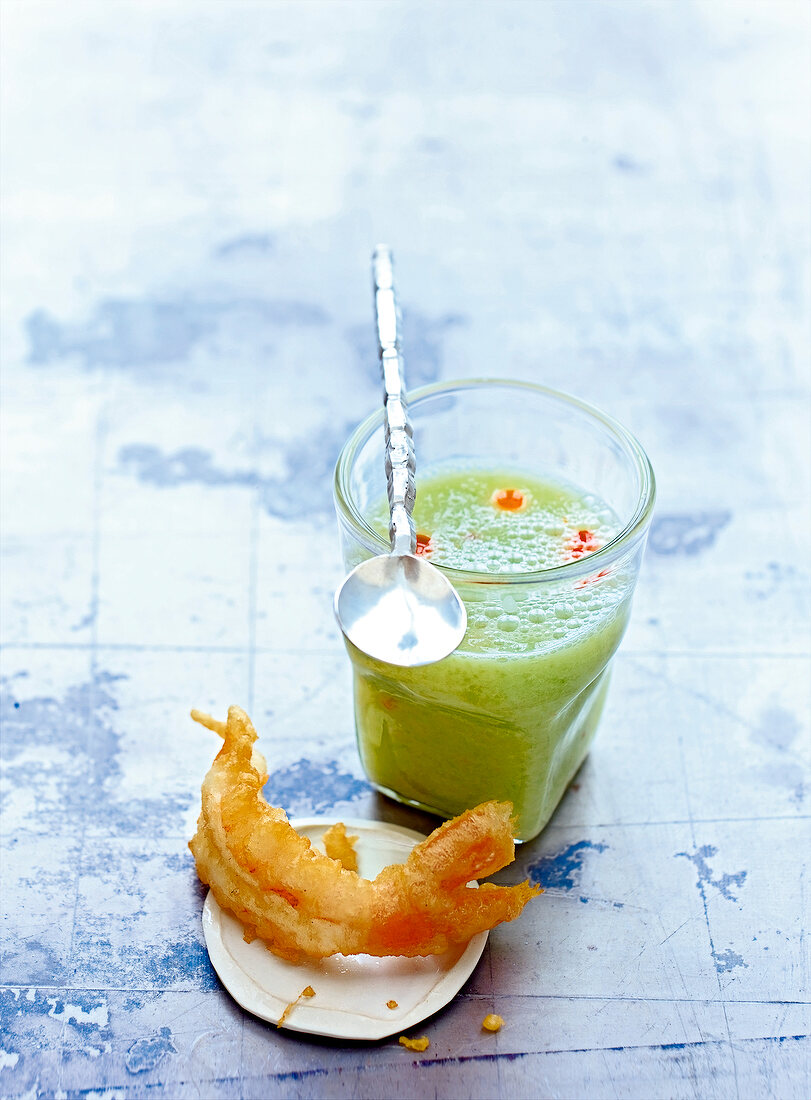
[491,488,526,512]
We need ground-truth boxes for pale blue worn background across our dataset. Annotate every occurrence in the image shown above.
[1,1,809,1097]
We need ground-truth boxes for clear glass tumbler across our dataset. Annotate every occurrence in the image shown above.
[334,380,655,841]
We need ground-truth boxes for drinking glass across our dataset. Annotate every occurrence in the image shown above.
[334,380,655,841]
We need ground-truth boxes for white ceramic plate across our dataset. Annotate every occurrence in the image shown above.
[201,817,488,1040]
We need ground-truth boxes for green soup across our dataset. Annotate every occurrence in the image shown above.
[351,466,634,841]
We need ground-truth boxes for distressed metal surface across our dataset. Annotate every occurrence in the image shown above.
[1,2,808,1097]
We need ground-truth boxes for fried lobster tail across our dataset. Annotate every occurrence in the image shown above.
[189,706,540,962]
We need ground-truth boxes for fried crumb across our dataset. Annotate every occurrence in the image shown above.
[387,999,398,1010]
[322,821,359,872]
[482,1013,504,1032]
[277,985,316,1027]
[399,1035,430,1052]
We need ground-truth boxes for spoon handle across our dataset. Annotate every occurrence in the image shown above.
[372,246,416,556]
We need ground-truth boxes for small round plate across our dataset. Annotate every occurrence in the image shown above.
[201,817,488,1041]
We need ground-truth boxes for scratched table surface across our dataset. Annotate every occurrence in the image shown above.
[1,2,809,1098]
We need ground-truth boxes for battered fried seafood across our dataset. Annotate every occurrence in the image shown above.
[189,706,540,962]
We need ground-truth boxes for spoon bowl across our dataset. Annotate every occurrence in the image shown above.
[335,552,467,667]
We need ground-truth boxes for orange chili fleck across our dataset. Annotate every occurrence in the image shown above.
[575,567,611,590]
[564,528,602,561]
[491,487,526,511]
[415,531,433,556]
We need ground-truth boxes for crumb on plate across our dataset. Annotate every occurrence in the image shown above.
[322,821,359,871]
[277,985,316,1028]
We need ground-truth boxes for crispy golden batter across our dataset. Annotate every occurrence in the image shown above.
[189,705,540,962]
[322,821,358,872]
[277,985,315,1028]
[482,1013,504,1032]
[399,1035,430,1052]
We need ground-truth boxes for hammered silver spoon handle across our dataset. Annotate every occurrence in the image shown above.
[372,246,416,556]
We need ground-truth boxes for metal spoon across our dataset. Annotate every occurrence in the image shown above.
[333,247,467,667]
